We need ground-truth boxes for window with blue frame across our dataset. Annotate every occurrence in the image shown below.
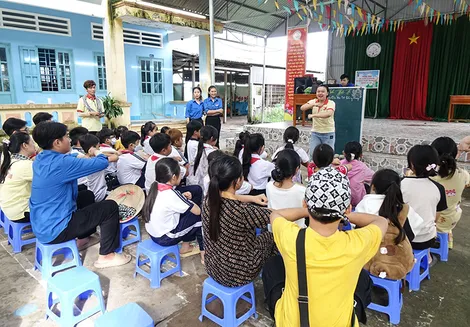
[95,53,107,91]
[19,46,73,92]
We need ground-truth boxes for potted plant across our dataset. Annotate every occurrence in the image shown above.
[102,93,123,128]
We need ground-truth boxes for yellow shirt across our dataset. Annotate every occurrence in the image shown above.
[273,218,382,327]
[432,168,470,232]
[114,139,125,151]
[77,97,103,132]
[311,99,336,133]
[0,159,33,221]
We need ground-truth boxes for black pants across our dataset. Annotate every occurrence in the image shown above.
[249,189,266,196]
[411,238,436,250]
[205,115,221,148]
[190,118,204,125]
[50,200,120,255]
[77,190,95,209]
[15,212,31,223]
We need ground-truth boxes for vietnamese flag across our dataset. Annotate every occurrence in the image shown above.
[389,20,433,120]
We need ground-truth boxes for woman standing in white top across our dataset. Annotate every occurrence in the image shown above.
[242,133,274,195]
[272,126,309,183]
[266,149,306,227]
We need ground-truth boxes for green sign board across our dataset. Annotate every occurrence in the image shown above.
[329,87,366,154]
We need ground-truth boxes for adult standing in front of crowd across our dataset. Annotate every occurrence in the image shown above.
[77,80,104,135]
[301,85,336,160]
[186,86,204,125]
[203,85,223,148]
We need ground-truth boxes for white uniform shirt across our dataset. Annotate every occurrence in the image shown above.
[247,154,275,190]
[203,175,252,197]
[86,170,107,202]
[272,145,309,183]
[187,144,216,187]
[266,181,306,227]
[145,153,186,193]
[116,152,146,185]
[401,177,447,243]
[99,144,118,175]
[70,147,87,186]
[187,139,199,164]
[143,137,154,155]
[145,188,194,238]
[238,148,268,163]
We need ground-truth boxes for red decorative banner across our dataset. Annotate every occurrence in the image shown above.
[284,27,307,119]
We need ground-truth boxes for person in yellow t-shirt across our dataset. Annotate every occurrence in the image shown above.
[0,132,36,222]
[431,137,470,248]
[300,85,336,160]
[76,80,104,133]
[263,167,387,327]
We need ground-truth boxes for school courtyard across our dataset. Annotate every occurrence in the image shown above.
[0,177,469,327]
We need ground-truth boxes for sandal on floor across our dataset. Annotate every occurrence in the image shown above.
[94,253,131,269]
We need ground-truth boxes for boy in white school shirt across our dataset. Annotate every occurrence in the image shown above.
[69,126,89,190]
[116,131,147,187]
[97,128,120,190]
[79,134,118,202]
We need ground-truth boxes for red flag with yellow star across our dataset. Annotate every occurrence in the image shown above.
[390,20,433,119]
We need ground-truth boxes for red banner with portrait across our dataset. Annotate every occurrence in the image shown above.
[284,27,307,120]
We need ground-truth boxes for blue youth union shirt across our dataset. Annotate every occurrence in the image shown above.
[185,99,204,119]
[203,97,223,115]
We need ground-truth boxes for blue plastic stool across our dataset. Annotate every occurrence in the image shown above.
[134,239,182,289]
[95,302,153,327]
[0,209,4,232]
[116,217,141,253]
[368,275,403,324]
[46,266,105,326]
[3,212,8,235]
[199,277,258,327]
[406,249,430,291]
[430,232,449,262]
[35,239,82,280]
[6,216,36,253]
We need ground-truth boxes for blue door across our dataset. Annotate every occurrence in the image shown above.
[139,58,164,119]
[0,45,14,104]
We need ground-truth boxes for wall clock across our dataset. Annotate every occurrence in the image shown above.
[366,42,381,58]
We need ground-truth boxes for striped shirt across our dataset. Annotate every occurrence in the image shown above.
[202,198,276,287]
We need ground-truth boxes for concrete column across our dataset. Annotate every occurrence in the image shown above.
[199,35,212,97]
[103,0,130,126]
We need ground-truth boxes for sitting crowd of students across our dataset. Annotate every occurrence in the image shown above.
[0,113,468,326]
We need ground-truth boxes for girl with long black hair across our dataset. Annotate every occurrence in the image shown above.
[187,125,218,187]
[184,119,203,161]
[356,169,421,279]
[185,86,204,125]
[142,158,204,261]
[202,155,273,287]
[140,121,158,155]
[242,133,274,195]
[0,132,36,222]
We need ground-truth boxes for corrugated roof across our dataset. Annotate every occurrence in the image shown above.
[143,0,466,37]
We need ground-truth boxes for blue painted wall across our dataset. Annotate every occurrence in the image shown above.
[0,0,174,121]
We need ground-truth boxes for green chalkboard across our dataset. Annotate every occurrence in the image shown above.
[329,87,366,154]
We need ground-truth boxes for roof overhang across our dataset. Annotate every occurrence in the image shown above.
[113,1,224,36]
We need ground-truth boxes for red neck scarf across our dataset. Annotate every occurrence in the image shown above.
[121,150,134,154]
[150,154,161,161]
[157,183,173,191]
[250,157,260,164]
[86,93,96,101]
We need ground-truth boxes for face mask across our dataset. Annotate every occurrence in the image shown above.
[111,137,117,145]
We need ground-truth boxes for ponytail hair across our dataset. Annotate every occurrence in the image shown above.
[372,169,406,245]
[184,120,203,158]
[140,121,157,145]
[207,155,243,241]
[407,145,439,177]
[283,126,300,150]
[242,133,265,179]
[344,141,362,162]
[431,137,458,179]
[194,125,218,174]
[0,132,31,184]
[234,131,250,158]
[271,149,300,185]
[141,158,181,223]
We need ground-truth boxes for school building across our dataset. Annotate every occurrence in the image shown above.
[0,0,222,127]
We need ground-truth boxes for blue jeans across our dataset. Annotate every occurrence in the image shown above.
[309,132,336,160]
